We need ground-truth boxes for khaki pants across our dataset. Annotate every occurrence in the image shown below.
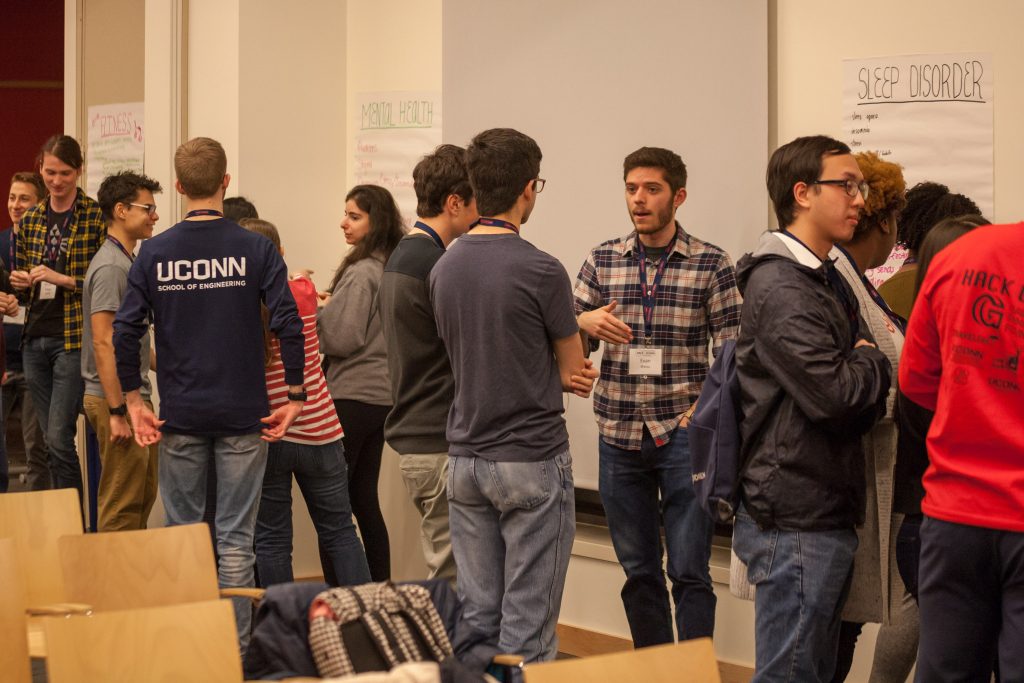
[399,453,456,583]
[83,395,159,531]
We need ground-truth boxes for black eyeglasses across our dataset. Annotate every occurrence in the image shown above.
[127,202,158,215]
[532,178,546,193]
[811,179,869,201]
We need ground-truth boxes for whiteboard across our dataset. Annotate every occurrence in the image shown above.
[443,0,768,489]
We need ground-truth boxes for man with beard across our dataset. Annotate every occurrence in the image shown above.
[573,147,741,647]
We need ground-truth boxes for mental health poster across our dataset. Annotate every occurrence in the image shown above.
[353,91,442,224]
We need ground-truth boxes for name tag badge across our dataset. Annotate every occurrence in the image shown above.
[629,347,663,376]
[38,282,57,300]
[9,306,26,325]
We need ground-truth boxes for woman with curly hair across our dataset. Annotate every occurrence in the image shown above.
[829,152,918,683]
[877,181,979,320]
[318,185,405,582]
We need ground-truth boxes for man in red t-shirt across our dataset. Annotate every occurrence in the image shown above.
[900,221,1024,681]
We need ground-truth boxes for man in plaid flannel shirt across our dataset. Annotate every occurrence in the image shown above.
[573,147,741,647]
[11,135,106,500]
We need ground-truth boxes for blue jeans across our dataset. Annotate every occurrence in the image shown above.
[447,450,575,663]
[255,439,370,587]
[598,428,715,646]
[159,432,267,652]
[733,508,857,683]
[22,336,83,496]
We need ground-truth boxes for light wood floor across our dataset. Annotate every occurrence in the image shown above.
[556,623,753,683]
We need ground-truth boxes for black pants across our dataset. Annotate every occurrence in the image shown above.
[917,516,1024,682]
[331,399,391,582]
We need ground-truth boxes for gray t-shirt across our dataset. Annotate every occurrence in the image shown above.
[82,239,152,399]
[429,233,579,462]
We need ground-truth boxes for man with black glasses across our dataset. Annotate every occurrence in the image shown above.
[429,128,596,662]
[732,135,891,681]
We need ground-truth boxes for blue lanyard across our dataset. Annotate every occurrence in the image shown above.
[474,217,519,234]
[185,209,223,219]
[835,245,907,335]
[636,237,674,341]
[106,235,135,263]
[413,221,445,250]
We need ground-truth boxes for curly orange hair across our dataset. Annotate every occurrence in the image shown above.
[853,151,906,239]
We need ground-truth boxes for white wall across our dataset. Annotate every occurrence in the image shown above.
[187,0,240,189]
[343,0,443,582]
[772,0,1024,223]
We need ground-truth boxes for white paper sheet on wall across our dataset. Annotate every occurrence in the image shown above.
[86,102,145,199]
[353,91,442,225]
[842,52,993,286]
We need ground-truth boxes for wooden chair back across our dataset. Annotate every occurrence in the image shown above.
[0,538,32,683]
[524,638,722,683]
[43,599,242,682]
[58,523,220,611]
[0,489,83,606]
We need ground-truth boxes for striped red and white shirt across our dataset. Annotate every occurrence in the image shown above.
[266,277,344,445]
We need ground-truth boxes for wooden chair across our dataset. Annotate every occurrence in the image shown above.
[0,489,83,606]
[58,523,222,610]
[524,638,722,683]
[0,538,32,683]
[43,599,243,682]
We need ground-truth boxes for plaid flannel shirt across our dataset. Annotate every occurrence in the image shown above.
[574,224,741,450]
[15,189,106,351]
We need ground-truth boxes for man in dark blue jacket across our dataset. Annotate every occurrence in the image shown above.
[732,135,891,682]
[114,137,305,651]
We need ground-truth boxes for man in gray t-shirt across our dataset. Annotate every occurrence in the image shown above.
[82,171,162,531]
[429,128,597,662]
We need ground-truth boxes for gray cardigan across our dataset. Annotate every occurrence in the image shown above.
[832,246,912,626]
[318,255,392,406]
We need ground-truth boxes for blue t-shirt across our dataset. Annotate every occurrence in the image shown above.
[429,233,579,462]
[113,218,304,436]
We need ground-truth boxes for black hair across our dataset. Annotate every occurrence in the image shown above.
[897,182,980,255]
[328,185,405,292]
[96,171,163,223]
[413,144,473,218]
[466,128,541,217]
[224,196,259,222]
[767,135,851,228]
[623,147,687,194]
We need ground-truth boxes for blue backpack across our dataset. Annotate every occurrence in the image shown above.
[688,339,743,523]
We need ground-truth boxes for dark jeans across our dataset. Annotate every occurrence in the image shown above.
[2,370,50,490]
[0,389,6,492]
[895,513,922,601]
[916,516,1024,682]
[22,336,83,497]
[832,621,863,683]
[255,439,370,587]
[333,399,391,582]
[598,427,716,646]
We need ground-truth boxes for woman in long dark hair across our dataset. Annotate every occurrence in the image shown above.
[893,212,990,599]
[318,184,405,582]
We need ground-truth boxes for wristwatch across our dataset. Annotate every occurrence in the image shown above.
[287,390,308,402]
[109,403,128,417]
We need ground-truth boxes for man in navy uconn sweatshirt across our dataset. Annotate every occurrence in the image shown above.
[113,137,305,651]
